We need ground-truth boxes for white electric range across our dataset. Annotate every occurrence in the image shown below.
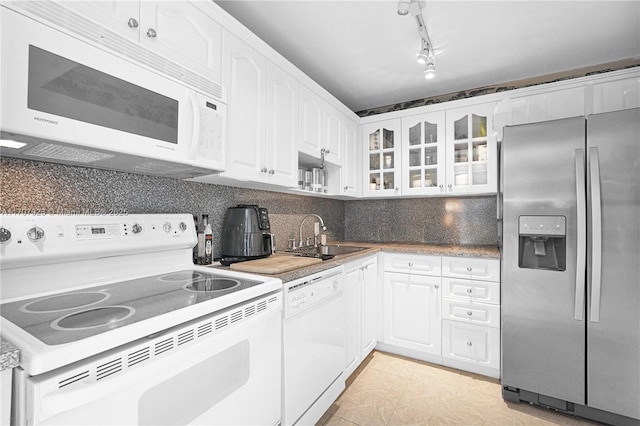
[0,213,282,425]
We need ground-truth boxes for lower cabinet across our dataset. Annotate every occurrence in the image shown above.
[382,272,441,355]
[379,253,501,378]
[344,255,378,378]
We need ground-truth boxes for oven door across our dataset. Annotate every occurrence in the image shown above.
[18,294,281,426]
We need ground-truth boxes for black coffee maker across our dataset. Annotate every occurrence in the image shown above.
[220,205,273,266]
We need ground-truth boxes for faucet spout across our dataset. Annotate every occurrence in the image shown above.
[298,214,327,247]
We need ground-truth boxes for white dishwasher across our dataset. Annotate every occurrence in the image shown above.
[282,267,345,426]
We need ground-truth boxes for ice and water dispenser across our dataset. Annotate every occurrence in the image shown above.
[518,216,566,271]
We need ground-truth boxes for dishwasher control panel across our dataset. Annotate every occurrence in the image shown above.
[284,268,344,318]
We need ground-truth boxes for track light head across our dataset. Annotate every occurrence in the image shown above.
[397,0,410,15]
[424,59,436,79]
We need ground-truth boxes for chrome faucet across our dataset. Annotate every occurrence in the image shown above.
[298,214,327,247]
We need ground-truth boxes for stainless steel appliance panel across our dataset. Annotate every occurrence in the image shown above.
[586,109,640,419]
[502,117,586,404]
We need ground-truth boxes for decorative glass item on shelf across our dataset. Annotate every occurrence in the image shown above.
[369,129,380,151]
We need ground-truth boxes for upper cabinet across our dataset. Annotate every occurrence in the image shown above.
[299,85,342,166]
[340,118,360,197]
[361,119,402,197]
[401,111,446,196]
[59,1,223,83]
[445,103,497,195]
[218,31,297,187]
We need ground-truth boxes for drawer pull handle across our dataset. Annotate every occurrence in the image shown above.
[466,289,473,294]
[467,311,473,316]
[466,341,473,347]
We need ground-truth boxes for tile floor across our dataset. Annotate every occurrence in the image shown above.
[317,351,600,426]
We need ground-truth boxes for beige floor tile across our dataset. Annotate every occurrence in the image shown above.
[333,392,397,426]
[320,351,604,426]
[369,351,419,379]
[349,367,410,402]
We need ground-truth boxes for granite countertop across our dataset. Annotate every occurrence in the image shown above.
[213,242,499,283]
[0,338,20,372]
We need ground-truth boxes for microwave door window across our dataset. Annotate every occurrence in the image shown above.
[27,45,178,144]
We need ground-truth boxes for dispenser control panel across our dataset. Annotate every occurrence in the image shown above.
[519,215,566,236]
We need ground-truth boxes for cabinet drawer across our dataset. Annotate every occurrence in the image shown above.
[442,320,499,369]
[442,299,500,327]
[441,256,500,281]
[383,253,441,276]
[442,277,500,304]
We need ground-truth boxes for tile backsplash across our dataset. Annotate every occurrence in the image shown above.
[1,158,497,257]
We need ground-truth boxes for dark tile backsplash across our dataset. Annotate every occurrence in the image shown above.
[1,158,497,257]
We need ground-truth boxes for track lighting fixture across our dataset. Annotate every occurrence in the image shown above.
[398,0,436,79]
[397,0,410,16]
[416,38,429,64]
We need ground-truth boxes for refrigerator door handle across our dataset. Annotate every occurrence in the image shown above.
[574,148,586,321]
[589,147,603,323]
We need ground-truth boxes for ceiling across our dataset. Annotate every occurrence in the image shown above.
[214,1,640,113]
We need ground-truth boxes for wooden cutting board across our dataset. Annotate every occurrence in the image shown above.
[229,255,322,274]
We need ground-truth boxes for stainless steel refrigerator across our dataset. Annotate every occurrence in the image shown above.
[501,108,640,425]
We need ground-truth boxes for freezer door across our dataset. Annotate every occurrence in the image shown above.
[501,117,586,404]
[586,108,640,420]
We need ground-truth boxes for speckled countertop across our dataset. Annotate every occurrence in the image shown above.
[212,242,500,283]
[1,338,20,371]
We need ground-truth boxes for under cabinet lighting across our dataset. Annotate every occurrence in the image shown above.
[0,139,27,149]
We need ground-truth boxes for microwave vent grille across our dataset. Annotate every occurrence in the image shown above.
[24,143,116,164]
[10,1,224,102]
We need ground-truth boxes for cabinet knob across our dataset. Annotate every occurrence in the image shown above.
[127,18,139,29]
[439,185,444,193]
[466,267,473,272]
[260,167,268,173]
[269,169,275,174]
[146,28,157,38]
[467,341,473,347]
[466,288,473,294]
[435,284,439,289]
[408,262,413,267]
[448,184,453,192]
[467,311,473,316]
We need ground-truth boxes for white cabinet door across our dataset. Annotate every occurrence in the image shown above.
[299,85,325,158]
[383,272,441,354]
[139,1,222,83]
[401,111,446,195]
[361,119,402,197]
[265,63,298,187]
[361,257,378,357]
[341,118,360,196]
[58,1,140,41]
[590,76,640,114]
[344,265,362,378]
[324,104,343,166]
[221,31,266,181]
[445,102,497,195]
[441,319,500,371]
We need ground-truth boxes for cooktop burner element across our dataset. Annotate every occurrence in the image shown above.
[52,306,135,330]
[185,278,240,292]
[20,291,110,313]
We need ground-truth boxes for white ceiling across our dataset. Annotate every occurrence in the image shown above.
[214,1,640,113]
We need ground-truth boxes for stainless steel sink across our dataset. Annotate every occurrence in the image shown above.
[286,244,367,259]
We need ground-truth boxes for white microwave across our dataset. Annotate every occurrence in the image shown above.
[0,4,226,179]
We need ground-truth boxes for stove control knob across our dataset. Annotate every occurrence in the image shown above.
[27,226,45,242]
[179,221,187,232]
[0,227,11,243]
[163,222,172,233]
[131,223,143,234]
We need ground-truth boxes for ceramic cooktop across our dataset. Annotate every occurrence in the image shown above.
[0,270,265,345]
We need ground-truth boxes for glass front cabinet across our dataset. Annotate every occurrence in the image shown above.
[361,119,401,197]
[445,103,497,195]
[401,111,446,195]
